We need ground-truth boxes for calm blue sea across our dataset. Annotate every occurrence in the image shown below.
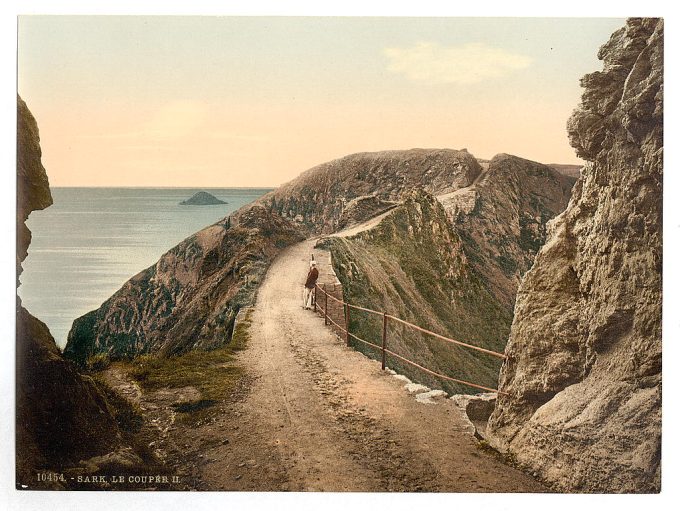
[18,187,272,349]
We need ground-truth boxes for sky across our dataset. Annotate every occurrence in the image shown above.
[18,16,626,187]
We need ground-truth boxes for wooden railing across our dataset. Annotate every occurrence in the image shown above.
[314,284,507,395]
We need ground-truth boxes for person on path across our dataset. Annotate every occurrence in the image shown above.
[303,260,319,309]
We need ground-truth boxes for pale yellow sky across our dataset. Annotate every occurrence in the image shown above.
[18,16,625,187]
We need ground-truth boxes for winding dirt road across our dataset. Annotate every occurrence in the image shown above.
[186,239,546,492]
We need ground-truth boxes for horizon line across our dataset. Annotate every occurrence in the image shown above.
[49,185,278,189]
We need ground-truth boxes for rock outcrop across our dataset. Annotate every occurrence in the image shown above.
[440,154,575,309]
[16,96,125,488]
[17,96,52,281]
[486,18,662,493]
[179,191,227,205]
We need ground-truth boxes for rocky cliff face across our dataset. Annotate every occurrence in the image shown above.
[16,97,125,487]
[65,206,303,363]
[440,154,575,308]
[263,148,482,234]
[17,96,52,280]
[486,18,662,493]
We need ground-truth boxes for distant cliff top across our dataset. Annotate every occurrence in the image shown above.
[180,191,227,205]
[273,148,481,201]
[257,148,482,235]
[547,163,582,178]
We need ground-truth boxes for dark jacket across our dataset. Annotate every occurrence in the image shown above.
[305,267,319,289]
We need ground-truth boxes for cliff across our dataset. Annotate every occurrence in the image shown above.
[66,146,573,374]
[65,149,480,362]
[65,206,303,363]
[486,18,663,493]
[17,96,52,280]
[16,97,127,487]
[440,154,575,308]
[324,155,573,394]
[324,190,510,394]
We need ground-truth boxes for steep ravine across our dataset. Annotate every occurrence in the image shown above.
[441,153,575,309]
[487,18,662,493]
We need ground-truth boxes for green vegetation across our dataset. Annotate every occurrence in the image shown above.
[327,192,511,395]
[127,344,244,400]
[124,311,252,423]
[85,352,111,372]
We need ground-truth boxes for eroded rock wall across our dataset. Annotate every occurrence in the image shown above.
[16,96,123,487]
[17,96,52,279]
[440,154,575,309]
[486,18,662,493]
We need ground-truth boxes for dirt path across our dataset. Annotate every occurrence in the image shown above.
[105,238,545,491]
[330,208,396,238]
[186,238,546,492]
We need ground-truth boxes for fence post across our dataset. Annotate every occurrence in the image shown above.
[324,288,328,326]
[313,285,317,313]
[345,303,350,346]
[382,312,387,370]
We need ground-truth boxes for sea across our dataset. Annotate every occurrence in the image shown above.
[18,187,272,349]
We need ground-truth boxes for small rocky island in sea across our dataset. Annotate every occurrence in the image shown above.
[179,191,227,206]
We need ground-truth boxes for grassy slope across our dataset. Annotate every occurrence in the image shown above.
[324,191,511,394]
[119,310,252,425]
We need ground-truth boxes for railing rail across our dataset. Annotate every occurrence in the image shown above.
[386,314,507,360]
[314,283,507,395]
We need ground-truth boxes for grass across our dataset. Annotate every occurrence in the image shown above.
[327,194,511,394]
[123,310,253,424]
[85,352,111,372]
[90,373,144,434]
